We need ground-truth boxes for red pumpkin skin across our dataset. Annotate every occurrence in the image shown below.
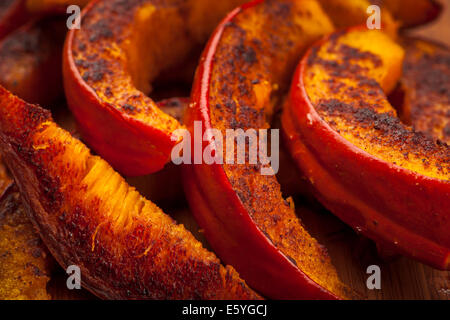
[182,0,338,300]
[282,45,450,270]
[0,0,31,40]
[62,0,176,177]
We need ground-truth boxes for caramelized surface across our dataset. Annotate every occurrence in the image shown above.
[304,30,449,181]
[208,0,353,298]
[399,38,450,144]
[381,0,441,28]
[0,88,258,300]
[71,0,245,138]
[0,160,52,300]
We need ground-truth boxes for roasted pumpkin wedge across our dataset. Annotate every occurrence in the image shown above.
[63,0,247,176]
[396,38,450,144]
[183,0,356,299]
[0,159,53,300]
[0,86,260,300]
[283,28,449,270]
[381,0,442,28]
[0,17,66,105]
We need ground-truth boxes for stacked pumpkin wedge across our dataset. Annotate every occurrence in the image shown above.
[0,0,447,300]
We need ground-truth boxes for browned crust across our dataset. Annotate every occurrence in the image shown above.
[208,0,354,298]
[0,88,259,300]
[71,0,246,132]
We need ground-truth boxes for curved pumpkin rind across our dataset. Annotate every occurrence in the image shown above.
[184,0,359,300]
[283,29,450,270]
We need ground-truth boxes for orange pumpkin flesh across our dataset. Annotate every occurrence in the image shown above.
[0,87,259,300]
[184,0,358,299]
[283,29,449,269]
[63,0,247,176]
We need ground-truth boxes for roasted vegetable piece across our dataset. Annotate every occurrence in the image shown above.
[0,17,66,105]
[0,86,260,300]
[184,0,356,299]
[381,0,442,28]
[63,0,247,176]
[282,28,449,270]
[0,159,52,300]
[397,38,450,144]
[317,0,441,33]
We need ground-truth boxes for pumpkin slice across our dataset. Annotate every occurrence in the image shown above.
[397,38,450,144]
[283,28,449,270]
[63,0,247,176]
[0,0,88,40]
[317,0,441,33]
[0,159,53,300]
[0,17,66,105]
[0,0,31,40]
[0,86,259,300]
[184,0,356,299]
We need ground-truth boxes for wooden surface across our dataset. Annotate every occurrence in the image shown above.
[46,1,450,300]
